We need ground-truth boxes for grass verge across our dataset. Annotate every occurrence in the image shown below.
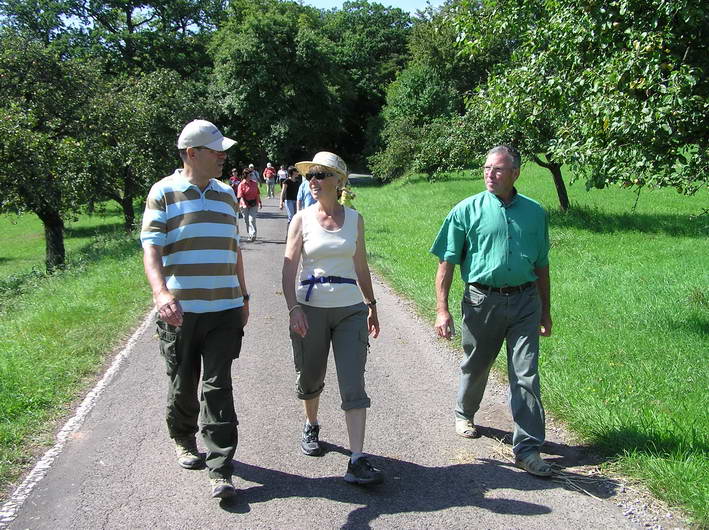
[0,205,151,495]
[352,168,708,525]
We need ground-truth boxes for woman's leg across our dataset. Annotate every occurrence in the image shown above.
[345,408,366,454]
[250,206,258,238]
[331,304,381,483]
[285,200,296,222]
[291,305,330,456]
[303,395,320,424]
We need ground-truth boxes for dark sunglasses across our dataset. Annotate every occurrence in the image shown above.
[305,171,334,181]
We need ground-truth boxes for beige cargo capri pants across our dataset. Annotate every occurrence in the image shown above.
[290,303,371,410]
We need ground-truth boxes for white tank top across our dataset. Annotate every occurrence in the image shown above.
[296,205,363,308]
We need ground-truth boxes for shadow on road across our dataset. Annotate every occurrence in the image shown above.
[253,211,288,220]
[223,439,620,528]
[240,238,286,247]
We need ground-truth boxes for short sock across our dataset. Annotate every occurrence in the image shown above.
[305,420,319,427]
[350,452,364,463]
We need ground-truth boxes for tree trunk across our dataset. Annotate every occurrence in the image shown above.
[121,166,136,232]
[38,209,65,272]
[532,155,570,211]
[121,196,135,232]
[548,163,569,212]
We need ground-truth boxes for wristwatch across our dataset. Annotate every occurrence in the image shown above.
[242,293,250,302]
[366,299,377,307]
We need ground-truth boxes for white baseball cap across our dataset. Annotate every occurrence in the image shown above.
[177,120,236,151]
[266,162,273,168]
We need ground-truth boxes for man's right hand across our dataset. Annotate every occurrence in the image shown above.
[435,310,455,340]
[156,291,183,327]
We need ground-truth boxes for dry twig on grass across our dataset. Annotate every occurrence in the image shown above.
[489,436,622,502]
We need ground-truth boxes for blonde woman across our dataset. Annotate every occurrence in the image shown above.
[282,152,382,485]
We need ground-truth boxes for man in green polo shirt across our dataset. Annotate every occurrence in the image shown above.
[430,145,553,477]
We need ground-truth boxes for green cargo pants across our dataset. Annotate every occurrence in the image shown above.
[157,307,244,479]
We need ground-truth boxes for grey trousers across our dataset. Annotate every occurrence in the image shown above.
[456,284,545,458]
[157,308,244,479]
[241,206,258,238]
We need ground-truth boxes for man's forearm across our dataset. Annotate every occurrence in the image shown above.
[143,245,169,300]
[535,266,551,315]
[236,246,248,297]
[435,260,455,313]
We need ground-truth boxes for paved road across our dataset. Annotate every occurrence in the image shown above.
[7,197,641,529]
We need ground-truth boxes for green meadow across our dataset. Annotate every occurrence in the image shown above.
[0,205,151,491]
[353,168,708,524]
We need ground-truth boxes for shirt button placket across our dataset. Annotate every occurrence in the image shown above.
[503,211,510,268]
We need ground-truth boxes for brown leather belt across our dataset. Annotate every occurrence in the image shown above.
[469,281,536,294]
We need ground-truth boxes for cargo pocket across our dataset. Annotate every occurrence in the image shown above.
[290,329,304,372]
[156,320,179,378]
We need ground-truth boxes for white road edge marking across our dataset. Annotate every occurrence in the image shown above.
[0,309,156,528]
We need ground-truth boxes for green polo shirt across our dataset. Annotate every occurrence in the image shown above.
[430,190,549,287]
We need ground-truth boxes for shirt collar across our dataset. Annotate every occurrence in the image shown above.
[487,187,519,207]
[170,169,217,193]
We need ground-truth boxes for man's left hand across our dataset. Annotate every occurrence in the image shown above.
[539,313,552,337]
[242,301,250,327]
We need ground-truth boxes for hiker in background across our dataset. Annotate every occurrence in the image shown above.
[140,119,249,499]
[277,164,288,188]
[279,165,301,223]
[264,162,277,198]
[431,145,553,478]
[247,163,260,183]
[238,168,262,242]
[229,168,240,192]
[296,174,317,211]
[282,151,383,486]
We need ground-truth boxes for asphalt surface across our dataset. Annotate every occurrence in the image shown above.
[7,196,642,529]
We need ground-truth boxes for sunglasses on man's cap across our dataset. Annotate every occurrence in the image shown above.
[305,171,335,181]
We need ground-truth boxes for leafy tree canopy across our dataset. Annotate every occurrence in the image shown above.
[454,0,708,199]
[0,0,224,75]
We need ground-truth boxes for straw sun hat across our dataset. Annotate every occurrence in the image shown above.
[295,152,348,186]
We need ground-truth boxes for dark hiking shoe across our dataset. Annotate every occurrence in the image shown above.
[344,457,383,485]
[301,423,323,456]
[174,436,202,469]
[210,476,237,499]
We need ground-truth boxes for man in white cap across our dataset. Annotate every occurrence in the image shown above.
[264,162,277,198]
[140,119,250,499]
[248,163,260,183]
